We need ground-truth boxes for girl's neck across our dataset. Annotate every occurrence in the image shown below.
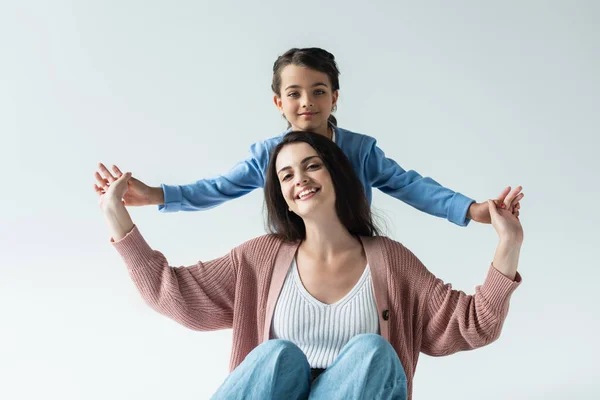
[293,123,332,140]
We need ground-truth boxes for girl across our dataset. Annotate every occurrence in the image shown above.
[96,47,522,226]
[95,131,523,399]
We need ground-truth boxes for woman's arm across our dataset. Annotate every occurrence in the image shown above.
[94,169,135,240]
[488,193,524,280]
[420,192,524,355]
[94,168,236,330]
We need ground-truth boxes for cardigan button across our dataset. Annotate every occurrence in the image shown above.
[382,309,390,321]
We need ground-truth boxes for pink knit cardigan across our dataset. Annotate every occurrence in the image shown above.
[113,226,521,398]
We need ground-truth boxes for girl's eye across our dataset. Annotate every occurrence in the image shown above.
[287,92,299,98]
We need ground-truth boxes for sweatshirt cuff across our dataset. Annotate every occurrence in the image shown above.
[448,192,475,227]
[479,264,522,312]
[158,184,183,213]
[111,225,158,272]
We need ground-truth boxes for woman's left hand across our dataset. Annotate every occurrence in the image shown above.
[94,168,132,212]
[488,189,524,245]
[469,186,523,223]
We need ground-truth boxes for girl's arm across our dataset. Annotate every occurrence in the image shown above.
[363,140,475,226]
[95,138,277,213]
[362,139,522,225]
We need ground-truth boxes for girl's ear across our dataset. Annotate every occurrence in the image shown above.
[331,90,339,109]
[273,94,284,112]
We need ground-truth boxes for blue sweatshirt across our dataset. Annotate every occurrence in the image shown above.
[159,126,475,226]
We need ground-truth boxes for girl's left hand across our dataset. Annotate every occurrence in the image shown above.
[470,186,523,224]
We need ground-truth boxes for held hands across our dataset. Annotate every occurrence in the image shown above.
[469,186,524,224]
[93,168,133,212]
[94,163,161,207]
[93,163,137,240]
[488,188,524,245]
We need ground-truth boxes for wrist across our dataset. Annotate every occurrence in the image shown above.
[101,197,124,213]
[497,237,523,249]
[148,186,165,205]
[467,203,475,219]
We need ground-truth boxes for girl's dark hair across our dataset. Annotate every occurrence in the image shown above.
[265,131,378,242]
[272,47,340,128]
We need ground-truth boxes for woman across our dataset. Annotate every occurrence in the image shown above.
[95,132,523,399]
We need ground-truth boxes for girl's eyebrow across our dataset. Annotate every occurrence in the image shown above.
[277,155,321,174]
[284,82,329,91]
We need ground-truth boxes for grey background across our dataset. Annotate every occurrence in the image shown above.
[1,1,598,398]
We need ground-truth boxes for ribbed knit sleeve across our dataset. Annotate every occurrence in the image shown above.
[112,225,236,331]
[420,264,522,356]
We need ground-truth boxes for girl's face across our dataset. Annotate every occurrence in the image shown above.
[274,65,339,137]
[275,142,336,218]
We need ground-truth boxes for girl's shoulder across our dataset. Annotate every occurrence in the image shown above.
[335,126,377,148]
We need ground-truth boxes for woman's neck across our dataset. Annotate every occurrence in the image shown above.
[301,216,360,261]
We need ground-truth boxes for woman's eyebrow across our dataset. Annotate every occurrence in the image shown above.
[277,155,320,174]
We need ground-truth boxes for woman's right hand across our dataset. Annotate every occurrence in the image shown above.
[94,163,163,207]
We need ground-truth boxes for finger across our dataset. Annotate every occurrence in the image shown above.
[98,163,117,182]
[94,171,109,188]
[511,201,522,212]
[115,171,132,183]
[512,193,524,204]
[112,165,124,178]
[503,185,523,209]
[488,199,500,218]
[93,184,105,195]
[496,186,511,201]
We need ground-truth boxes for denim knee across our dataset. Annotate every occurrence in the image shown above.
[345,333,392,353]
[258,339,308,370]
[344,334,406,381]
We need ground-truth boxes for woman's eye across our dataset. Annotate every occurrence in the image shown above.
[314,90,325,95]
[307,164,321,170]
[282,174,292,181]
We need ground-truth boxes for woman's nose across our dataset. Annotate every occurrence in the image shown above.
[296,176,308,185]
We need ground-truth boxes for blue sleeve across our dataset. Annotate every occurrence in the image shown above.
[363,139,475,226]
[158,141,269,213]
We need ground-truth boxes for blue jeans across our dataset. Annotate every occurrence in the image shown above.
[211,334,407,400]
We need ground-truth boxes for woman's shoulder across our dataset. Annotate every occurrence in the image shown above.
[230,234,294,264]
[363,235,426,270]
[233,234,283,253]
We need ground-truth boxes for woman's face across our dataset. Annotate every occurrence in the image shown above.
[275,142,336,218]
